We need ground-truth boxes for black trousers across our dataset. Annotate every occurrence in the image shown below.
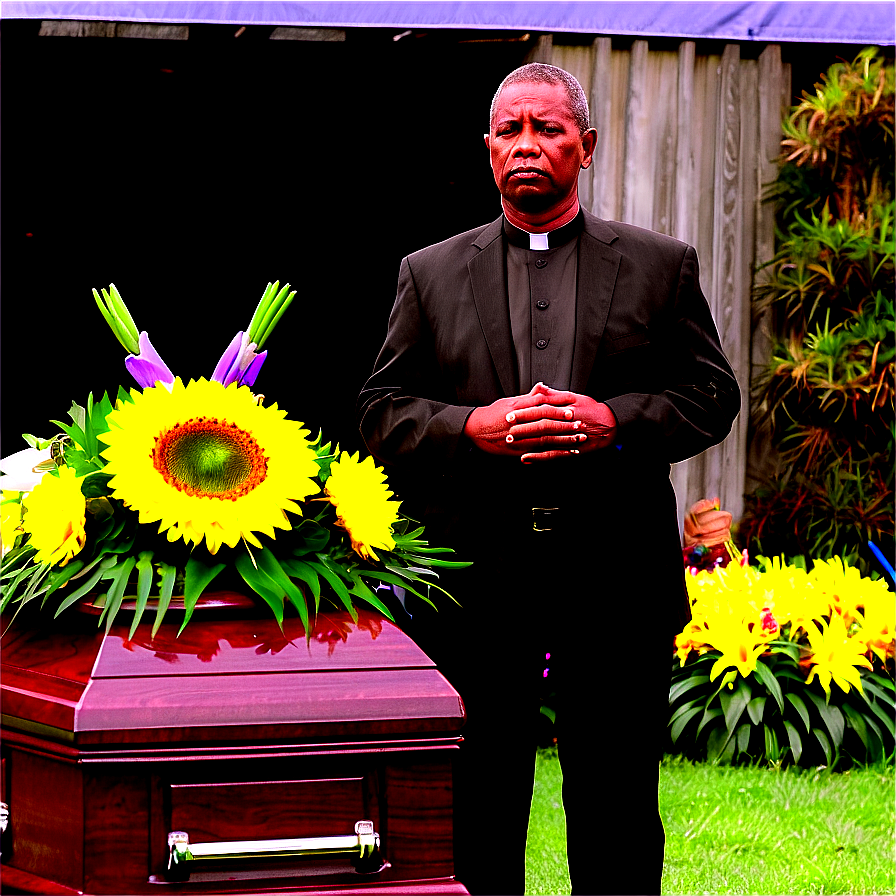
[405,514,672,896]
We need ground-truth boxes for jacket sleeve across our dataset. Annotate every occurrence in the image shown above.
[602,244,740,464]
[357,256,474,469]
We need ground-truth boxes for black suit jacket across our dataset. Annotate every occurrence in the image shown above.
[358,211,740,629]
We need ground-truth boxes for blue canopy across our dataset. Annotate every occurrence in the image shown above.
[3,1,894,45]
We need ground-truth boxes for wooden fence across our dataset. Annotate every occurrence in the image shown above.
[533,35,790,527]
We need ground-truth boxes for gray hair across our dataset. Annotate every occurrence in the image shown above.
[489,63,590,135]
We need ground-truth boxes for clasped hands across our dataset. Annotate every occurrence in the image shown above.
[463,382,617,463]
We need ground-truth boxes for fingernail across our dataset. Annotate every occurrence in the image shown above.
[569,449,580,455]
[506,412,516,423]
[506,434,514,443]
[573,420,581,429]
[578,433,587,441]
[565,409,574,419]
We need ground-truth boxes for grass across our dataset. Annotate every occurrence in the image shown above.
[525,750,895,896]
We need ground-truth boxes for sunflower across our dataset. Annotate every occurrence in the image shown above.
[324,451,400,561]
[21,466,87,566]
[100,378,320,554]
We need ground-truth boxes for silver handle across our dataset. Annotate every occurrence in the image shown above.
[168,819,381,874]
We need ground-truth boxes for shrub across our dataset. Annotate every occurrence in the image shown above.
[741,48,895,572]
[668,555,895,768]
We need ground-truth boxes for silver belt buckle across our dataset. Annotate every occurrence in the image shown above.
[532,507,559,532]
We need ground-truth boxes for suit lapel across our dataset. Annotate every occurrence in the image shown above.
[571,217,622,392]
[469,218,517,396]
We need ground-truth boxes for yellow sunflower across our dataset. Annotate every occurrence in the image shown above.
[100,378,320,554]
[21,466,87,566]
[324,451,400,560]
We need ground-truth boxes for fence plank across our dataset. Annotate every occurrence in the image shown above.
[550,36,790,529]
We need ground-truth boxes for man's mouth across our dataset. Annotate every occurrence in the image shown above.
[508,168,550,181]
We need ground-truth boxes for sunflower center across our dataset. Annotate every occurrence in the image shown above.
[153,417,268,499]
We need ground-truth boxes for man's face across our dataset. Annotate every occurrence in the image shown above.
[486,80,596,216]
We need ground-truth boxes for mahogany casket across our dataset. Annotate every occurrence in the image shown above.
[0,599,468,895]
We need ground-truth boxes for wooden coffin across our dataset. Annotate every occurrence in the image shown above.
[0,599,468,895]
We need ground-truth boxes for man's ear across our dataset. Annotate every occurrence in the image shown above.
[484,134,490,151]
[581,128,598,169]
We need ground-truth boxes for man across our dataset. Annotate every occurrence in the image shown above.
[358,63,739,895]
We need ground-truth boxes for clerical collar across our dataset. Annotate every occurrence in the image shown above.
[503,210,585,251]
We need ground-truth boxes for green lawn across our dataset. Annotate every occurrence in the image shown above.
[525,750,895,896]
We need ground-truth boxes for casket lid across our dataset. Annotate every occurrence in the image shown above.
[1,597,464,747]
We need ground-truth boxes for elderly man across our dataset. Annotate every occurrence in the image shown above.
[358,63,739,895]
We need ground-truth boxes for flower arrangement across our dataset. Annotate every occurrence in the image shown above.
[669,554,895,768]
[1,282,468,638]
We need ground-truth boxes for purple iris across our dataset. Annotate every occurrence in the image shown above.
[125,331,176,389]
[211,331,267,388]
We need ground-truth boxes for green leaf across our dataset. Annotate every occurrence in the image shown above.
[696,705,724,739]
[764,723,780,761]
[858,684,896,738]
[842,703,874,756]
[783,720,803,764]
[255,548,310,630]
[670,704,704,744]
[129,551,155,640]
[279,557,322,603]
[747,695,767,725]
[81,472,115,498]
[235,550,285,625]
[786,692,812,733]
[865,672,895,693]
[180,555,227,634]
[100,555,138,633]
[752,658,785,713]
[720,679,752,734]
[707,725,735,763]
[735,722,751,755]
[309,557,357,621]
[53,555,119,616]
[805,690,845,748]
[813,728,833,765]
[41,557,86,602]
[768,640,801,661]
[859,714,886,764]
[669,674,712,706]
[861,677,896,708]
[347,574,394,621]
[152,562,177,638]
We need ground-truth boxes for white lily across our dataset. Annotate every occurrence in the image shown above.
[0,447,54,493]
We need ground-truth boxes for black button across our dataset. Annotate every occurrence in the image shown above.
[536,300,549,310]
[535,258,548,268]
[536,339,549,349]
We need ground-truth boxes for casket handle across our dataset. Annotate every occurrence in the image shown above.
[167,819,384,879]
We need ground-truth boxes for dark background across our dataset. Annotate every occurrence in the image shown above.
[1,21,530,454]
[0,20,863,457]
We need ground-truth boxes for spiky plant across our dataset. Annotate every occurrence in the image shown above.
[741,48,895,572]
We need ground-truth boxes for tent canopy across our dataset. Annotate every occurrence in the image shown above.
[3,1,894,45]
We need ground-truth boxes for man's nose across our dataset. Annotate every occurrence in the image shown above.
[512,124,541,156]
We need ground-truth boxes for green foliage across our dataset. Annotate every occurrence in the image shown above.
[668,653,895,770]
[743,48,895,571]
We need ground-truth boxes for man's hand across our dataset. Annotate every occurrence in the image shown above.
[463,382,617,463]
[683,498,732,546]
